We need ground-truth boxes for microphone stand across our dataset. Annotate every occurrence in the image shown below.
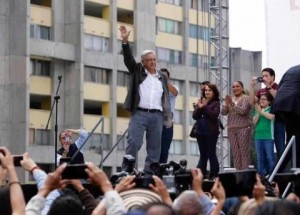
[45,76,62,169]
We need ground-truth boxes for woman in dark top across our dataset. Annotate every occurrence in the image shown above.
[192,83,221,179]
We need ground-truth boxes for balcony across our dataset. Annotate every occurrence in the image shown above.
[30,5,52,27]
[30,76,51,95]
[29,109,51,129]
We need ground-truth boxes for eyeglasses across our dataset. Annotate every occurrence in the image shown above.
[259,98,268,101]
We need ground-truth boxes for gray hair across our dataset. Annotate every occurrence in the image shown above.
[172,190,204,215]
[141,49,156,61]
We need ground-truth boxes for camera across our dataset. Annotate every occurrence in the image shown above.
[151,160,192,195]
[110,155,154,189]
[218,169,256,197]
[61,164,88,179]
[256,76,264,83]
[0,150,23,167]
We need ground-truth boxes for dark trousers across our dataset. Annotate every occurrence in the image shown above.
[274,117,286,160]
[278,112,300,172]
[196,134,219,177]
[159,125,173,163]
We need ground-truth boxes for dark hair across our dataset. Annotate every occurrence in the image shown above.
[200,81,210,85]
[47,189,84,215]
[160,68,170,78]
[262,67,275,79]
[260,93,273,103]
[201,83,220,101]
[233,81,246,94]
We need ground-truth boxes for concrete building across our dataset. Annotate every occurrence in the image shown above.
[0,0,219,181]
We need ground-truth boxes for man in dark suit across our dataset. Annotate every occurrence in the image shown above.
[271,65,300,169]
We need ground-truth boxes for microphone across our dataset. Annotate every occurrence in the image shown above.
[58,75,62,81]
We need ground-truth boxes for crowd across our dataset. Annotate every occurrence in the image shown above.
[2,146,300,215]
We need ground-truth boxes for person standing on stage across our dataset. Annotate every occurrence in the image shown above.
[192,83,220,179]
[159,68,178,164]
[271,64,300,170]
[119,25,172,175]
[249,68,286,160]
[221,81,252,170]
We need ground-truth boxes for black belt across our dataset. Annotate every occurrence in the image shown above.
[137,107,162,113]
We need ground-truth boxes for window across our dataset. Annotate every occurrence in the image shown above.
[117,71,130,87]
[170,79,183,95]
[189,24,210,41]
[189,140,200,155]
[173,110,183,124]
[84,133,109,151]
[116,134,127,151]
[189,0,209,11]
[84,34,109,52]
[30,59,51,76]
[189,53,209,69]
[157,47,182,64]
[118,41,135,55]
[30,24,50,40]
[84,66,111,84]
[189,82,200,97]
[157,18,181,35]
[30,129,51,145]
[169,140,182,154]
[158,0,182,6]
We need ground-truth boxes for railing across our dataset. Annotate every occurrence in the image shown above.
[99,128,128,168]
[71,117,104,164]
[268,136,296,198]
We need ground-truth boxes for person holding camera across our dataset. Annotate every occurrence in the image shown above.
[192,83,221,179]
[119,25,172,175]
[221,81,252,170]
[56,128,88,165]
[0,147,26,215]
[249,67,286,161]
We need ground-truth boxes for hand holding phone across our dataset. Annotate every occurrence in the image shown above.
[218,169,256,197]
[61,164,88,179]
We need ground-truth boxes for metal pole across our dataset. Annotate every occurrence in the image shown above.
[269,136,296,182]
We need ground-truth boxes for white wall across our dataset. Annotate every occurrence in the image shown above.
[265,0,300,82]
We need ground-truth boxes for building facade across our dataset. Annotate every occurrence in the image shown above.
[1,0,221,181]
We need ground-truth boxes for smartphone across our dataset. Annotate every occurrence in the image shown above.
[218,169,256,197]
[61,164,88,179]
[13,155,23,166]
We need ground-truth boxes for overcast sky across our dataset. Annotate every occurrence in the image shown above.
[229,0,266,67]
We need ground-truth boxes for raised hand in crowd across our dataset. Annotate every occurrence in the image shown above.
[191,168,205,197]
[211,177,226,215]
[114,175,136,193]
[86,162,126,215]
[149,175,172,206]
[0,147,25,215]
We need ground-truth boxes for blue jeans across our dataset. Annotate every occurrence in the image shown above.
[123,110,163,175]
[255,139,276,176]
[274,117,286,160]
[159,125,173,163]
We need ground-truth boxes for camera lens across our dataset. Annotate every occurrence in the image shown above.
[256,77,264,83]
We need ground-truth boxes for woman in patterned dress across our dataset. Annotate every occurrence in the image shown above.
[221,81,253,170]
